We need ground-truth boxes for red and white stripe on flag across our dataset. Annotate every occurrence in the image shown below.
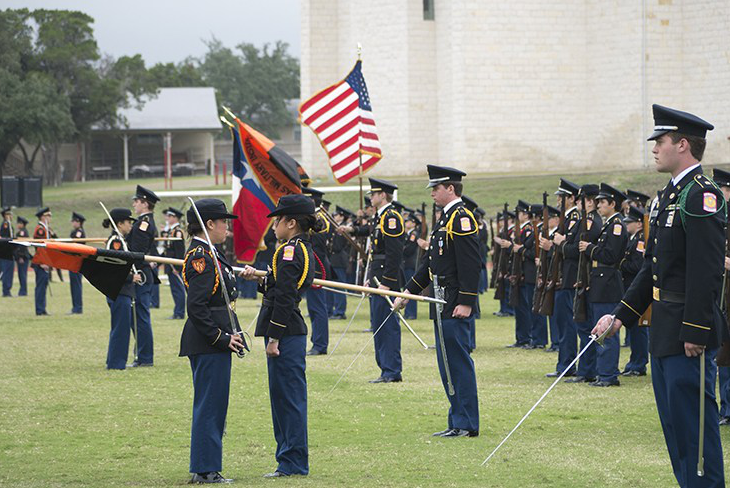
[299,61,382,184]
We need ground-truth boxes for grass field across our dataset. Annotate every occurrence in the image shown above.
[2,171,729,487]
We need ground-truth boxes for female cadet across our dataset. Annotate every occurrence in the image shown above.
[179,199,244,485]
[240,194,319,478]
[103,208,140,370]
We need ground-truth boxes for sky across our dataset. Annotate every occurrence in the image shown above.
[4,0,301,64]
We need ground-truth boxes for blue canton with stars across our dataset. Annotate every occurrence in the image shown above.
[346,61,372,111]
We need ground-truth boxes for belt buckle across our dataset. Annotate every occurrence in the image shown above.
[653,286,660,301]
[592,261,598,268]
[230,300,236,312]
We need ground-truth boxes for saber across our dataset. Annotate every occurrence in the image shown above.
[329,292,366,356]
[698,348,706,477]
[433,275,455,396]
[244,307,260,334]
[481,317,614,466]
[329,308,395,394]
[373,277,428,349]
[322,286,363,298]
[187,197,249,357]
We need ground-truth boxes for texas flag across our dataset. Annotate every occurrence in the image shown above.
[231,120,306,263]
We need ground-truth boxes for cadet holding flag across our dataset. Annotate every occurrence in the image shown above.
[593,105,725,486]
[395,165,480,437]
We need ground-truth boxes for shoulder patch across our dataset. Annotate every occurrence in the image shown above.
[76,230,82,238]
[637,240,645,252]
[568,220,576,230]
[460,217,472,231]
[587,220,593,230]
[282,245,295,261]
[613,223,622,236]
[703,192,717,212]
[388,217,397,230]
[112,240,122,250]
[191,258,206,274]
[410,233,416,242]
[139,220,149,232]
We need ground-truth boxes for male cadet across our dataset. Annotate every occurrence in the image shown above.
[626,189,651,212]
[14,216,30,296]
[542,204,562,352]
[619,205,650,376]
[302,187,332,355]
[712,167,730,426]
[541,179,580,378]
[578,184,628,387]
[32,207,54,315]
[165,207,186,319]
[395,165,480,437]
[68,212,86,314]
[509,200,538,348]
[462,195,482,351]
[343,178,405,382]
[329,206,351,320]
[129,185,159,367]
[1,207,15,297]
[593,105,725,487]
[402,212,420,320]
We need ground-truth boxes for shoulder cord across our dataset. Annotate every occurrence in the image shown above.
[379,210,404,238]
[678,176,727,230]
[446,207,478,240]
[272,241,311,289]
[181,247,219,294]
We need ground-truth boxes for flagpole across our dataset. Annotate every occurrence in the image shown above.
[357,43,364,210]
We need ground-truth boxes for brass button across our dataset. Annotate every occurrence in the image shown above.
[669,193,675,199]
[653,257,657,263]
[653,274,658,281]
[654,238,657,244]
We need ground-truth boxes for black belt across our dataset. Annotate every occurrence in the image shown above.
[371,254,385,261]
[652,287,684,303]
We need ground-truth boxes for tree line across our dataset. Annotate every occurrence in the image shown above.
[0,8,299,185]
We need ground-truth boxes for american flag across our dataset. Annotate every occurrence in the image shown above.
[299,60,382,184]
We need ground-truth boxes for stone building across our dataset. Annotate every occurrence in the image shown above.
[300,0,730,180]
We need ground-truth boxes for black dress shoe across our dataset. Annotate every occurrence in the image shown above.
[306,349,326,356]
[129,361,154,368]
[189,472,233,484]
[369,376,402,383]
[432,428,453,436]
[546,371,576,378]
[441,428,479,438]
[621,370,646,377]
[263,471,290,478]
[505,342,524,348]
[564,376,595,383]
[719,416,730,426]
[589,379,620,387]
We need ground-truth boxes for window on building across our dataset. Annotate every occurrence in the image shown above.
[423,0,435,20]
[137,134,162,146]
[294,127,301,142]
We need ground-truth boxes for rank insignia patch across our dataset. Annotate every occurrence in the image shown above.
[460,217,471,231]
[637,241,645,252]
[388,218,397,229]
[139,221,149,232]
[192,258,206,274]
[283,245,295,261]
[613,223,622,236]
[703,192,717,212]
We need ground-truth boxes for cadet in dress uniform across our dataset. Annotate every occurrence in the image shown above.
[14,216,29,296]
[542,204,562,352]
[578,184,628,387]
[594,105,725,487]
[620,205,649,376]
[301,187,331,356]
[544,179,582,377]
[402,213,420,320]
[329,206,351,319]
[462,196,481,350]
[165,208,187,320]
[0,207,14,297]
[241,194,318,478]
[180,199,243,485]
[626,189,651,212]
[128,185,159,367]
[396,165,481,437]
[561,184,602,384]
[68,212,86,314]
[712,167,730,426]
[103,209,138,370]
[344,178,405,382]
[32,207,53,315]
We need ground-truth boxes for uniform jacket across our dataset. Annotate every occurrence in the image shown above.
[516,221,537,285]
[330,233,350,269]
[31,222,54,269]
[353,203,405,288]
[310,211,332,279]
[585,212,627,303]
[70,227,85,240]
[559,208,600,289]
[405,200,481,318]
[179,238,240,356]
[164,223,185,272]
[620,229,645,291]
[0,219,14,239]
[403,229,419,270]
[128,212,157,271]
[614,166,725,356]
[106,233,135,297]
[14,227,30,260]
[254,228,277,266]
[255,234,315,339]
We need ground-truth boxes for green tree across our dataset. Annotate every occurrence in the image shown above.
[147,59,205,88]
[200,39,299,137]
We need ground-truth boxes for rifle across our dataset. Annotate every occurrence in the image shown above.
[508,204,523,308]
[417,202,429,265]
[532,193,549,313]
[638,212,652,327]
[489,218,497,289]
[494,204,509,300]
[319,208,366,255]
[573,195,590,322]
[538,194,566,316]
[717,216,730,366]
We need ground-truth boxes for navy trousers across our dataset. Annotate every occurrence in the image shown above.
[371,294,402,380]
[34,266,48,314]
[403,267,418,319]
[624,326,649,374]
[69,271,83,313]
[555,289,577,375]
[134,276,154,364]
[16,259,28,296]
[478,267,488,294]
[106,296,132,369]
[468,315,477,352]
[307,287,329,353]
[435,316,479,431]
[1,259,13,296]
[266,335,308,475]
[169,271,186,318]
[591,302,620,382]
[652,350,725,488]
[500,283,515,315]
[189,352,231,474]
[331,267,348,316]
[719,366,730,419]
[523,284,547,347]
[514,285,532,345]
[151,284,160,309]
[548,313,559,349]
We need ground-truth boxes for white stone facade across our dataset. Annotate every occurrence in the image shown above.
[300,0,730,181]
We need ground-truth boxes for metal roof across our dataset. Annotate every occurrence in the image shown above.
[111,87,222,132]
